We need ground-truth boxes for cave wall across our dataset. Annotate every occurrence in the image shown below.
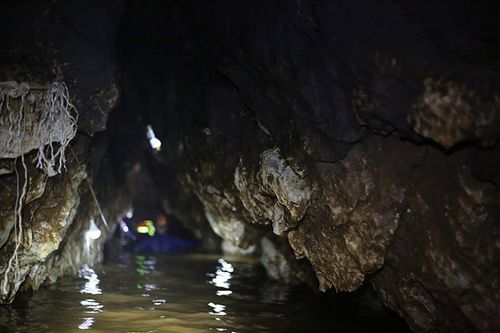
[0,0,122,133]
[0,0,126,303]
[118,1,500,332]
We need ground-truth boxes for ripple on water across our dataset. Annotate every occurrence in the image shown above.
[0,253,411,333]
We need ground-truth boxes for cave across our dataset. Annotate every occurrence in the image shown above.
[0,1,499,332]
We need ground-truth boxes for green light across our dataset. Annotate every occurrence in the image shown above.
[145,220,156,236]
[137,220,156,236]
[137,225,149,234]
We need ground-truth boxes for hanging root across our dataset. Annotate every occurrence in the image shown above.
[0,81,78,175]
[68,147,109,231]
[0,82,31,156]
[35,82,78,176]
[0,155,28,300]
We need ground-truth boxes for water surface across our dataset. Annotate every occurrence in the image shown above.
[0,253,409,332]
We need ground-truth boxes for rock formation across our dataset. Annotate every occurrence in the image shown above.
[0,0,125,304]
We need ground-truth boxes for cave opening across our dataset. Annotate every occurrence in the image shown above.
[0,1,499,332]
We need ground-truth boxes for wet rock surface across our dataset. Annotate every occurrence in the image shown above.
[0,137,129,303]
[0,1,125,304]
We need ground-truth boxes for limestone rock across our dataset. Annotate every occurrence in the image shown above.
[408,78,500,148]
[235,148,313,235]
[0,155,85,302]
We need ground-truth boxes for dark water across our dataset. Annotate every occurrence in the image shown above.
[0,253,409,332]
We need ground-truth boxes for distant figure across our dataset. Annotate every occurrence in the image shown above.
[156,214,168,233]
[134,214,198,253]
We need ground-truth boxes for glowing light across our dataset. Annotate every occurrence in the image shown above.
[125,208,134,219]
[137,225,149,234]
[136,220,155,236]
[122,224,129,233]
[86,218,101,240]
[119,220,129,233]
[146,125,162,151]
[149,137,162,150]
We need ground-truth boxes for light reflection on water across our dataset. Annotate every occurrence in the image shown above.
[80,299,103,313]
[208,302,227,316]
[79,264,102,295]
[208,258,234,292]
[0,253,410,333]
[135,255,157,276]
[78,265,103,330]
[78,317,95,330]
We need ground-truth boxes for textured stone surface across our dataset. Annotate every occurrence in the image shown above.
[0,0,123,134]
[185,171,259,249]
[236,148,313,235]
[408,78,500,148]
[260,236,315,286]
[288,137,409,292]
[0,137,130,304]
[371,149,500,332]
[0,149,83,302]
[0,82,78,177]
[0,0,124,304]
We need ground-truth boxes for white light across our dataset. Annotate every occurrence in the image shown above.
[86,219,101,240]
[119,220,129,233]
[149,137,162,150]
[146,125,156,140]
[146,125,162,151]
[125,208,133,219]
